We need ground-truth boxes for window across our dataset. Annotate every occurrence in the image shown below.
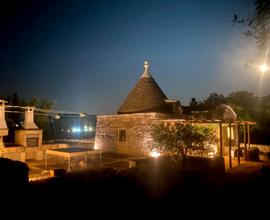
[119,130,126,142]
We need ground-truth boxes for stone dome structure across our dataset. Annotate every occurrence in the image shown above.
[213,104,237,122]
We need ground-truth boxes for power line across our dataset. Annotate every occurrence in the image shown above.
[4,105,96,119]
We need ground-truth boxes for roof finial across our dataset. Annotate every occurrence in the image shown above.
[141,60,151,78]
[144,60,149,71]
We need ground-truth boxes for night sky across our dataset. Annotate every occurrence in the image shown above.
[1,0,268,115]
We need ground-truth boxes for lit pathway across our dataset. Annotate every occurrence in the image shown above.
[224,156,267,174]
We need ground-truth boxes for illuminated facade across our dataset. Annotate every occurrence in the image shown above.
[95,61,182,155]
[95,61,240,158]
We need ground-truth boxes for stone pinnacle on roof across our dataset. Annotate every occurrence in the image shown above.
[141,60,151,78]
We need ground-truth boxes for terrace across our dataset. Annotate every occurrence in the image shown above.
[27,149,151,181]
[26,146,268,182]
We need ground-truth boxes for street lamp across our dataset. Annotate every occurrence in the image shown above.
[259,64,269,73]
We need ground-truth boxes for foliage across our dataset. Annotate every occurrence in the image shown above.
[189,98,198,108]
[225,91,257,121]
[221,91,270,144]
[199,93,227,109]
[233,0,270,53]
[189,90,270,144]
[22,97,54,130]
[246,0,270,53]
[3,93,55,141]
[247,147,260,161]
[227,91,258,116]
[151,122,216,162]
[228,103,251,121]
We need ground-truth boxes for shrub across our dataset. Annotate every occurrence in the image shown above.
[151,122,216,164]
[0,158,29,192]
[247,147,260,161]
[267,152,270,161]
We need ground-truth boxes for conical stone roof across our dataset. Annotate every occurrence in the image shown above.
[117,61,168,114]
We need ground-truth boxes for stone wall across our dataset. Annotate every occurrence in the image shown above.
[95,113,228,156]
[240,143,270,153]
[15,129,43,147]
[0,143,69,162]
[0,147,26,162]
[95,113,172,156]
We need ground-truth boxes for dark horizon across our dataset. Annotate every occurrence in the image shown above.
[1,0,269,115]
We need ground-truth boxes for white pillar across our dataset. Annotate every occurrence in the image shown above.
[23,107,38,129]
[0,100,8,150]
[0,100,8,130]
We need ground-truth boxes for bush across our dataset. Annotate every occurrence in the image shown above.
[234,148,244,159]
[0,158,29,192]
[267,152,270,161]
[261,165,270,175]
[247,147,260,161]
[176,156,225,174]
[208,156,225,174]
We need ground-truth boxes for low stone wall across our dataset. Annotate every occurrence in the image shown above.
[0,147,26,162]
[25,143,70,160]
[0,143,70,162]
[240,143,270,153]
[44,138,95,144]
[239,143,270,161]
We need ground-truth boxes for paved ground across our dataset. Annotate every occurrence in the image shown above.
[224,155,269,175]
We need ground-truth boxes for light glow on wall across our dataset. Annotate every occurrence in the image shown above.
[150,150,160,158]
[207,144,218,158]
[259,63,269,73]
[227,127,234,140]
[94,142,99,150]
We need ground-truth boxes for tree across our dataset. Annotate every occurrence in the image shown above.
[23,97,55,140]
[189,98,198,108]
[6,93,23,128]
[233,0,270,53]
[151,122,216,165]
[200,93,227,110]
[252,94,270,144]
[246,0,270,53]
[226,91,258,120]
[3,94,55,141]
